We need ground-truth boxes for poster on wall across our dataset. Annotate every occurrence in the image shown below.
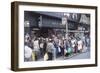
[11,1,97,71]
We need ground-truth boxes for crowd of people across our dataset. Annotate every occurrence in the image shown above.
[24,32,90,62]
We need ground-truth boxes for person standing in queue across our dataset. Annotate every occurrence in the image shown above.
[77,37,83,53]
[46,39,55,60]
[33,37,40,61]
[24,33,33,61]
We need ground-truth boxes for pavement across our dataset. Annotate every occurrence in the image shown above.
[37,50,90,61]
[65,51,90,60]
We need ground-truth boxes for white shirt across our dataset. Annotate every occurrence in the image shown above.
[71,39,76,48]
[40,43,44,48]
[25,34,30,43]
[24,45,32,59]
[33,40,40,51]
[78,40,83,50]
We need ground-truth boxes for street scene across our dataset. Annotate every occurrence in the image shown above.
[24,11,90,62]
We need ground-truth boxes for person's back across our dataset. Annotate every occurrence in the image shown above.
[25,33,30,43]
[47,42,54,53]
[71,38,76,48]
[46,41,55,60]
[78,40,83,51]
[24,45,32,61]
[33,40,39,51]
[86,37,90,47]
[33,39,40,60]
[40,42,44,49]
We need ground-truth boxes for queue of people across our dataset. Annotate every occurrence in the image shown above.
[24,33,90,62]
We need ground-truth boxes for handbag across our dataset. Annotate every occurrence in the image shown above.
[58,47,61,53]
[44,52,48,61]
[32,51,35,61]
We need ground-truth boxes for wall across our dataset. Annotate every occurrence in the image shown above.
[0,0,99,73]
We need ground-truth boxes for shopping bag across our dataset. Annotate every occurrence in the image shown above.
[68,47,72,54]
[32,51,35,61]
[44,53,48,61]
[64,49,68,55]
[58,47,61,53]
